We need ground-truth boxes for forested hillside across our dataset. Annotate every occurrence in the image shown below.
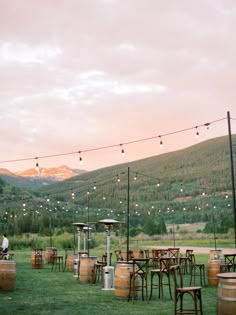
[0,134,235,237]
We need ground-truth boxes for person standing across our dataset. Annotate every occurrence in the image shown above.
[1,234,9,254]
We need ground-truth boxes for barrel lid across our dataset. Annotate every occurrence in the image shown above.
[217,272,236,279]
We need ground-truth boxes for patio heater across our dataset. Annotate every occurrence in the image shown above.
[83,226,92,251]
[98,219,120,290]
[72,222,86,277]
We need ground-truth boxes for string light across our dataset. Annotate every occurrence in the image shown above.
[0,116,228,167]
[195,126,200,139]
[159,136,163,148]
[204,122,210,130]
[117,174,120,182]
[120,144,125,157]
[78,151,83,164]
[35,157,40,172]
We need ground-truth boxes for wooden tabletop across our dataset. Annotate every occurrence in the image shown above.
[217,272,236,279]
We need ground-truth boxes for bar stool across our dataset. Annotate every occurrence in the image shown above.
[152,249,167,268]
[185,249,194,273]
[171,265,203,315]
[222,254,236,272]
[114,249,122,261]
[31,248,43,269]
[144,249,154,268]
[149,257,173,300]
[51,255,64,272]
[128,258,149,303]
[189,254,206,287]
[94,252,112,283]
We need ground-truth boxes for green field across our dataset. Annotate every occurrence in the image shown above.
[0,246,226,315]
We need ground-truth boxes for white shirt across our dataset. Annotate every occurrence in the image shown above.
[2,237,9,250]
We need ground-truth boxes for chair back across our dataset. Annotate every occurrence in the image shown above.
[186,249,194,258]
[132,258,149,275]
[189,253,196,265]
[152,249,167,259]
[144,249,153,259]
[225,254,235,265]
[168,248,180,259]
[120,250,134,261]
[100,252,112,265]
[159,257,174,272]
[132,249,144,259]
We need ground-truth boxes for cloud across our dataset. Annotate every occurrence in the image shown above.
[0,0,235,171]
[0,41,62,65]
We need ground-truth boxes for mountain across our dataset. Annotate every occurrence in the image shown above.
[39,134,236,197]
[1,134,235,236]
[0,165,86,189]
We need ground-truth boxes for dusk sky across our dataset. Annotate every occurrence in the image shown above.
[0,0,235,172]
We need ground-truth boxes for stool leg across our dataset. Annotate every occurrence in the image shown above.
[149,273,154,300]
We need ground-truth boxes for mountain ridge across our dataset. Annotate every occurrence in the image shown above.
[0,165,86,189]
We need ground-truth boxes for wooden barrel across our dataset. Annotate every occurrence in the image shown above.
[208,259,224,286]
[66,253,77,272]
[31,252,43,269]
[0,260,16,291]
[45,247,57,264]
[217,272,236,315]
[79,256,96,284]
[114,261,139,299]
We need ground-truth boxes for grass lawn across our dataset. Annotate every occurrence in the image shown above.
[0,249,220,315]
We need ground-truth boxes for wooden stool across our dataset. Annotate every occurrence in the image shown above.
[128,258,149,303]
[51,255,64,272]
[171,265,203,315]
[189,254,206,287]
[150,257,173,300]
[31,248,43,269]
[179,256,189,274]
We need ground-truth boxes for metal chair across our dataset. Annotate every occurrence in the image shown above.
[171,264,203,315]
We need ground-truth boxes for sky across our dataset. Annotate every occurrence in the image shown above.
[0,0,236,173]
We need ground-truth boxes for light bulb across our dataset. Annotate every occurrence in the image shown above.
[120,144,125,156]
[159,136,163,148]
[195,127,199,139]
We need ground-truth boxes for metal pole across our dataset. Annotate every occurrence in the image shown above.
[87,192,90,256]
[77,228,81,253]
[212,204,217,250]
[107,228,111,267]
[83,230,86,251]
[50,215,52,247]
[227,111,236,248]
[126,167,130,260]
[172,210,175,247]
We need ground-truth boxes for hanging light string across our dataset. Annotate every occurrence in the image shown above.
[0,116,228,165]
